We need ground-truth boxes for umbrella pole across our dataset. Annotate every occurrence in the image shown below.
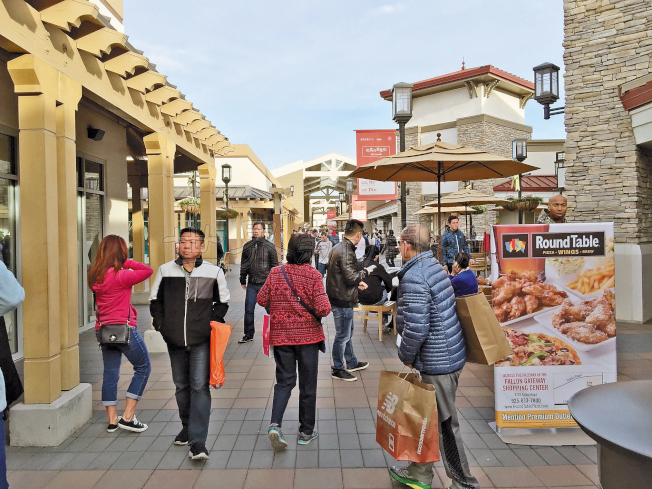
[465,202,468,237]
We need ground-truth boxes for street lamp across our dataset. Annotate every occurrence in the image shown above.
[221,163,231,210]
[533,62,564,120]
[290,185,294,197]
[512,138,528,224]
[338,191,346,216]
[392,82,413,230]
[346,178,354,221]
[555,151,566,194]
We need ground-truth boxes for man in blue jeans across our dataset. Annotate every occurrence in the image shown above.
[326,220,375,382]
[238,222,279,343]
[150,228,230,461]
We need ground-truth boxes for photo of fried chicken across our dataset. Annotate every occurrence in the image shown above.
[492,270,568,323]
[552,290,616,344]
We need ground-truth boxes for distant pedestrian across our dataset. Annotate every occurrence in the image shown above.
[311,229,320,268]
[328,229,339,245]
[239,222,278,343]
[441,215,473,274]
[150,227,230,461]
[326,220,374,382]
[315,231,333,277]
[257,234,331,451]
[389,225,479,489]
[384,230,398,267]
[89,235,153,434]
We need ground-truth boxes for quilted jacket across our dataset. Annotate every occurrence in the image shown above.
[396,251,466,375]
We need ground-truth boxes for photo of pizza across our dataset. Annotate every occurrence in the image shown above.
[496,326,582,367]
[552,290,616,344]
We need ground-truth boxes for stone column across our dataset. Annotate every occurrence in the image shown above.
[144,133,176,282]
[56,73,82,391]
[128,175,146,292]
[198,163,217,263]
[8,56,62,403]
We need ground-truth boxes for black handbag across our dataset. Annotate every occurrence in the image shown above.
[94,292,131,346]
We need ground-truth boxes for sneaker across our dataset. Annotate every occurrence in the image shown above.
[268,423,288,452]
[188,442,210,461]
[298,430,318,445]
[106,417,121,433]
[238,335,254,344]
[388,466,432,489]
[347,361,369,372]
[117,415,148,433]
[174,426,189,446]
[332,369,357,382]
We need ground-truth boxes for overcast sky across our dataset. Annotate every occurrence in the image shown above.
[125,1,565,170]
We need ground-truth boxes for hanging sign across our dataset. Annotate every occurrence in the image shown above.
[355,130,397,201]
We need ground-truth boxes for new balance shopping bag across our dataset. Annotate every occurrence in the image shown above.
[376,370,440,463]
[455,292,513,365]
[210,321,232,388]
[262,314,271,357]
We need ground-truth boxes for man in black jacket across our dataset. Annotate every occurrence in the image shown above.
[238,222,279,343]
[326,220,375,382]
[150,228,230,461]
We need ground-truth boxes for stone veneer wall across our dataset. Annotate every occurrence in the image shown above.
[457,121,531,235]
[564,0,652,243]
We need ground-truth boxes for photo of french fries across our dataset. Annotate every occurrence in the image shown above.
[566,263,615,295]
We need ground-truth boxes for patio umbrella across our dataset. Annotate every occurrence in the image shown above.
[415,205,476,215]
[348,140,538,253]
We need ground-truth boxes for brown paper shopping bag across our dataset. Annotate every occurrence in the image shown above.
[455,293,513,365]
[376,370,440,463]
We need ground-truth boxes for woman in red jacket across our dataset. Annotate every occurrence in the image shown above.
[257,233,331,451]
[89,235,153,434]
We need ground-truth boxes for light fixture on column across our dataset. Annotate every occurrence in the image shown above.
[533,62,564,120]
[290,185,294,197]
[221,163,231,210]
[555,151,566,194]
[512,138,528,224]
[392,82,413,229]
[345,178,354,220]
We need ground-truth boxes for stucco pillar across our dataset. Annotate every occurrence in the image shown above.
[56,74,82,391]
[145,133,176,282]
[128,175,146,292]
[8,56,62,403]
[198,163,217,263]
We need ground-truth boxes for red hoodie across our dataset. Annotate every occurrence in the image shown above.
[91,259,153,329]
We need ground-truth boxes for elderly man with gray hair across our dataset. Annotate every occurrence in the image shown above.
[389,224,479,489]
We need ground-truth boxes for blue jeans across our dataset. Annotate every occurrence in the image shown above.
[100,327,151,406]
[317,262,327,277]
[331,306,359,371]
[244,283,264,338]
[168,342,211,445]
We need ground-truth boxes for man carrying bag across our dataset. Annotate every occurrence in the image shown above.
[389,225,479,489]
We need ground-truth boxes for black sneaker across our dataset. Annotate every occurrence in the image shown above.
[347,361,369,372]
[238,335,254,344]
[332,369,357,382]
[189,442,210,460]
[117,415,148,433]
[106,417,120,433]
[174,426,189,446]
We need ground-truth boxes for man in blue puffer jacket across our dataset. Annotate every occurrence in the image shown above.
[389,225,479,489]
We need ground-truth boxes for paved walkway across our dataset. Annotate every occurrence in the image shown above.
[6,264,652,488]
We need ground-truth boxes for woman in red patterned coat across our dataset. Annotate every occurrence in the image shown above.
[257,233,331,451]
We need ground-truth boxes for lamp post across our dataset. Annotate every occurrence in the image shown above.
[392,82,413,230]
[221,163,231,209]
[338,191,345,216]
[533,63,564,120]
[346,178,354,221]
[555,151,566,194]
[512,138,528,224]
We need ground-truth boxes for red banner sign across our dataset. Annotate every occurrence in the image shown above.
[355,129,397,202]
[326,209,337,220]
[351,195,368,222]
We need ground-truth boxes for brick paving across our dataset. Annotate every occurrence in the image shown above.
[6,265,652,488]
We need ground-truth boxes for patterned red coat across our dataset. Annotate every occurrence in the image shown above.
[257,263,330,346]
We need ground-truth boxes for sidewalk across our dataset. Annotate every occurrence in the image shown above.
[6,265,652,489]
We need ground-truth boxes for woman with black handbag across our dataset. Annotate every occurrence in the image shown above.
[257,234,331,451]
[89,235,153,433]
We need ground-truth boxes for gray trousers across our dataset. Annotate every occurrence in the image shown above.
[407,369,480,489]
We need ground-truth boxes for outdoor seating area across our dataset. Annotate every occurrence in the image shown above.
[353,302,397,341]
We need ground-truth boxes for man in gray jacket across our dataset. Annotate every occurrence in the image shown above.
[389,224,479,489]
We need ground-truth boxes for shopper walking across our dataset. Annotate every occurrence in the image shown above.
[239,222,278,343]
[384,229,398,267]
[311,229,320,268]
[326,219,374,382]
[89,235,153,433]
[257,234,330,451]
[150,227,230,460]
[441,215,472,274]
[389,225,479,489]
[315,231,333,277]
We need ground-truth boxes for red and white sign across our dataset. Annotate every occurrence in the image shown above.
[326,209,337,220]
[355,130,397,201]
[351,195,368,222]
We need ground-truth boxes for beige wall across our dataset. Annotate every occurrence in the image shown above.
[0,60,18,130]
[276,169,304,218]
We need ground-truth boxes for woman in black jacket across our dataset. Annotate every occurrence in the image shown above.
[384,230,398,267]
[359,246,394,331]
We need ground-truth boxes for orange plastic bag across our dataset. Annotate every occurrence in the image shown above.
[210,321,232,389]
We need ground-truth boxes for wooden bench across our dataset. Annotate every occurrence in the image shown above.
[353,301,397,341]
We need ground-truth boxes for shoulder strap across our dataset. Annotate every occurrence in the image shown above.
[281,265,321,323]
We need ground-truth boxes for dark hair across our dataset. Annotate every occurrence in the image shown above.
[345,219,364,237]
[88,235,128,288]
[253,221,265,230]
[454,252,470,269]
[388,229,394,236]
[286,234,314,265]
[363,245,379,268]
[448,215,459,224]
[320,231,328,236]
[180,227,205,242]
